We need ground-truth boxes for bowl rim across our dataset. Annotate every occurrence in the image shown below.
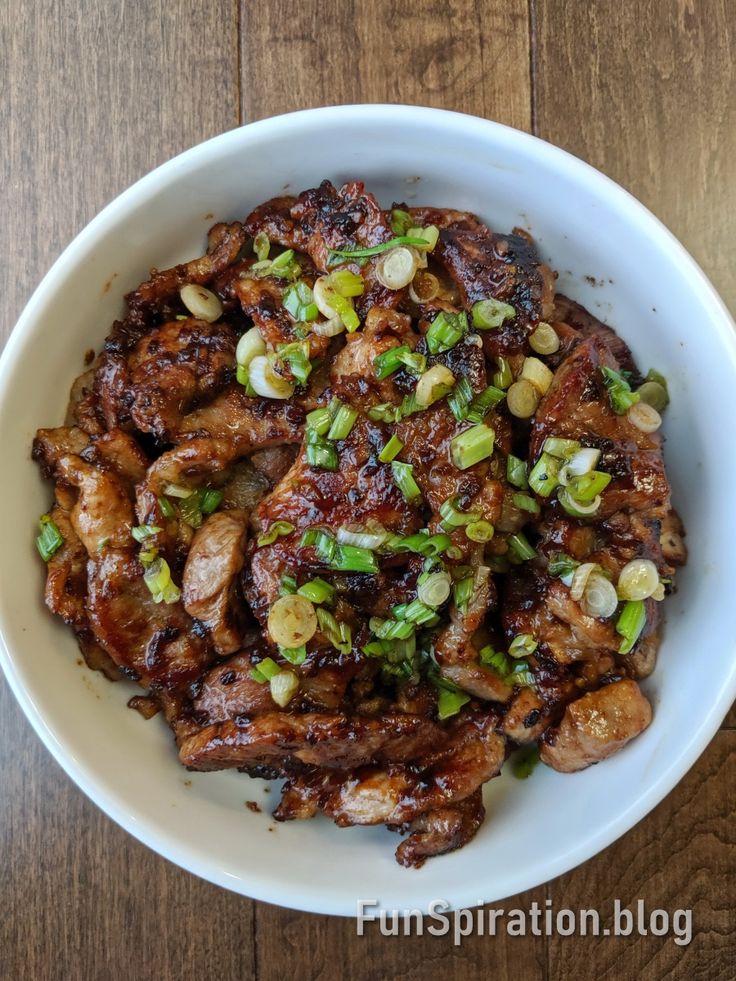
[2,103,736,916]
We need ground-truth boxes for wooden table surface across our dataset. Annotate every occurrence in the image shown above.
[1,2,734,978]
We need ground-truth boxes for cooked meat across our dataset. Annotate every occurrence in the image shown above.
[86,548,213,688]
[540,679,652,772]
[395,789,485,868]
[179,711,445,771]
[182,510,248,655]
[32,180,684,867]
[127,318,237,440]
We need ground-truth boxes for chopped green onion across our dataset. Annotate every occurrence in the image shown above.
[399,392,422,417]
[279,644,307,665]
[512,492,540,516]
[276,340,312,386]
[548,553,580,581]
[179,492,205,529]
[282,280,318,322]
[466,385,506,423]
[406,225,440,251]
[567,470,612,502]
[257,520,296,547]
[479,646,510,675]
[297,578,336,605]
[250,656,281,683]
[507,662,535,687]
[558,487,602,518]
[329,269,365,297]
[157,496,176,519]
[465,520,494,542]
[426,311,468,355]
[316,607,352,654]
[253,232,270,262]
[543,437,581,459]
[508,532,536,562]
[36,514,63,561]
[616,599,646,654]
[391,531,452,557]
[601,366,640,415]
[327,403,359,441]
[331,544,379,574]
[512,745,540,779]
[639,368,669,411]
[453,575,475,612]
[163,483,192,499]
[131,524,162,543]
[506,455,529,489]
[450,424,495,470]
[200,489,223,515]
[379,434,404,463]
[369,617,416,641]
[306,406,333,436]
[440,495,480,528]
[305,430,339,471]
[143,557,181,605]
[509,633,538,657]
[392,598,438,625]
[493,357,513,390]
[280,575,297,595]
[391,461,422,504]
[471,298,516,330]
[528,452,561,497]
[271,249,298,275]
[373,344,425,380]
[432,676,471,720]
[390,208,413,235]
[447,377,474,421]
[328,235,429,260]
[417,571,452,607]
[367,402,402,424]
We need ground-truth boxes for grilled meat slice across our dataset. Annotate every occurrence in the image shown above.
[126,318,237,440]
[182,510,248,656]
[175,387,304,442]
[179,711,444,771]
[395,788,485,868]
[540,679,652,772]
[86,548,212,689]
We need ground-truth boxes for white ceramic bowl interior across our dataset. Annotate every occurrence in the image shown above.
[2,105,736,916]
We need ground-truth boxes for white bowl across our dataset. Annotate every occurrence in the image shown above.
[2,105,736,916]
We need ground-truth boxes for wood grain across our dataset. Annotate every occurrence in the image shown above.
[1,0,734,978]
[240,0,532,130]
[534,0,736,310]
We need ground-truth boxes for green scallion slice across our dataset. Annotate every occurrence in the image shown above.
[279,644,307,665]
[369,617,416,641]
[379,434,404,463]
[391,461,422,504]
[276,340,312,386]
[157,496,176,519]
[471,298,516,330]
[200,489,224,515]
[616,599,646,654]
[331,544,379,574]
[131,524,162,543]
[567,470,612,503]
[143,557,181,605]
[447,376,474,421]
[601,366,640,415]
[453,575,475,612]
[508,532,536,562]
[306,406,333,436]
[509,633,538,657]
[327,403,359,441]
[36,514,63,561]
[512,745,540,779]
[512,492,540,515]
[280,575,298,595]
[257,520,296,547]
[439,495,480,528]
[547,553,580,580]
[367,402,402,424]
[543,437,581,459]
[392,598,438,625]
[493,357,513,390]
[450,424,495,470]
[528,452,561,497]
[253,232,270,262]
[466,385,506,423]
[426,311,468,355]
[283,280,318,322]
[328,234,429,260]
[432,676,471,720]
[374,344,411,380]
[507,455,529,489]
[297,578,336,605]
[305,430,339,471]
[465,520,494,542]
[390,209,413,235]
[316,607,352,654]
[479,646,510,675]
[250,656,281,683]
